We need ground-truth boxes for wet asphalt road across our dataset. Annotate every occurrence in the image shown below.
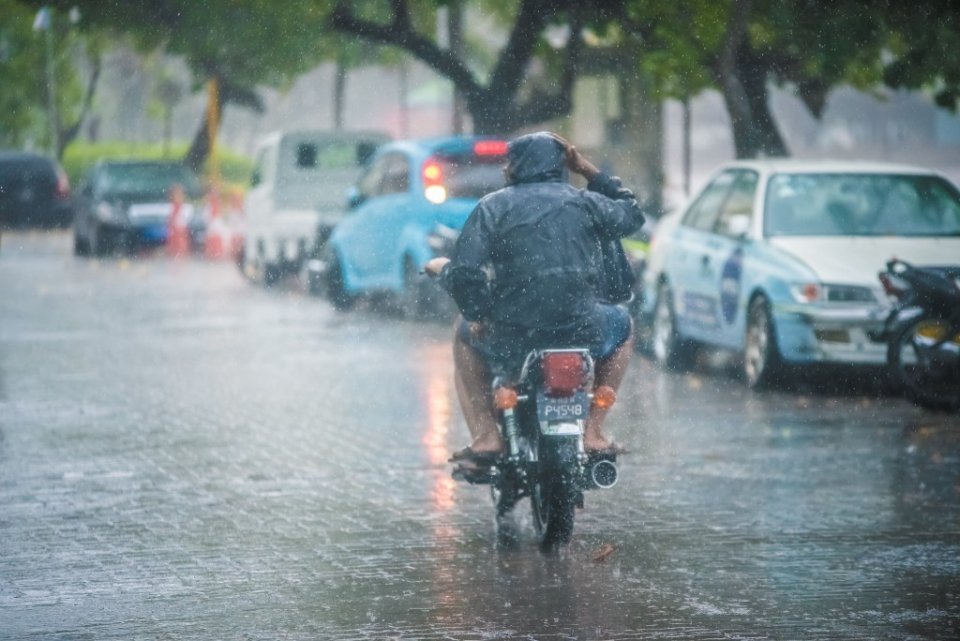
[1,230,958,641]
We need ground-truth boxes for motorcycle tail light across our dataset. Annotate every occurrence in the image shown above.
[542,352,587,397]
[592,385,617,409]
[494,386,518,410]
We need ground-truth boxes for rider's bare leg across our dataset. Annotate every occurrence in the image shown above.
[584,330,635,452]
[453,329,504,455]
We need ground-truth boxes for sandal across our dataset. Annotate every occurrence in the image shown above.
[448,445,502,465]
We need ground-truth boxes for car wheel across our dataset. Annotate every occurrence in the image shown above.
[91,225,111,257]
[326,255,355,312]
[743,296,782,389]
[652,282,695,370]
[73,230,90,257]
[263,262,283,287]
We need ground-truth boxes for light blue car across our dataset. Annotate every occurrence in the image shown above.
[323,136,508,316]
[641,160,960,388]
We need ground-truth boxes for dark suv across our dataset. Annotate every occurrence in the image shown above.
[73,160,203,257]
[0,151,74,229]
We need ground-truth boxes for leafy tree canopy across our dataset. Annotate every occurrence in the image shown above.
[1,0,87,150]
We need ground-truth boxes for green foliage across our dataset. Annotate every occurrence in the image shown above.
[880,0,960,111]
[63,140,253,190]
[0,0,46,145]
[32,0,332,90]
[0,0,84,148]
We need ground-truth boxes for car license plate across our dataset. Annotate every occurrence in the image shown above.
[537,391,588,424]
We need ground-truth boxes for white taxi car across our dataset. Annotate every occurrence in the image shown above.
[640,160,960,388]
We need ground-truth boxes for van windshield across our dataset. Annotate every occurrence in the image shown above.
[765,173,960,237]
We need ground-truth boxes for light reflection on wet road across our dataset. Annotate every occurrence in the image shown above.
[1,231,958,640]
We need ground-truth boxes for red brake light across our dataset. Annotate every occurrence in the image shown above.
[422,159,443,185]
[55,169,70,200]
[473,140,507,156]
[542,352,587,398]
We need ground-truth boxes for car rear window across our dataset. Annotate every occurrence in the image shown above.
[765,173,960,237]
[0,156,56,182]
[98,164,201,196]
[433,154,505,200]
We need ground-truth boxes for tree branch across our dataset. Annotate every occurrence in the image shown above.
[329,1,482,99]
[497,7,584,131]
[488,0,555,95]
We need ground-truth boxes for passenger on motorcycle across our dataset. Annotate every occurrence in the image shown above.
[424,131,645,465]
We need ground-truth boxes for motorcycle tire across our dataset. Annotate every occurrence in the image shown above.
[887,313,960,412]
[530,437,579,549]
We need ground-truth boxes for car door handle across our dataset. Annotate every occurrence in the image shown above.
[701,254,710,266]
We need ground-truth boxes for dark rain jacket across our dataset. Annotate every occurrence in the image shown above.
[439,132,645,331]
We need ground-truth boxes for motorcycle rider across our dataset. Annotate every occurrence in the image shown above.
[424,131,645,465]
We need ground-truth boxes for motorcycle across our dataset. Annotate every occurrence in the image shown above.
[454,347,620,549]
[877,258,960,411]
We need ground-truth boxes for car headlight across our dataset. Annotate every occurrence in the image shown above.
[790,282,878,304]
[789,282,822,303]
[96,201,123,223]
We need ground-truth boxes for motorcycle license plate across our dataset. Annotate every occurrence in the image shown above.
[536,391,588,424]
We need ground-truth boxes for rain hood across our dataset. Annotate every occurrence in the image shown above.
[506,132,566,185]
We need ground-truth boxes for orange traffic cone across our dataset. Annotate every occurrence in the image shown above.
[227,189,245,263]
[203,187,225,260]
[167,184,190,258]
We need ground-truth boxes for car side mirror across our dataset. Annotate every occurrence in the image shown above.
[725,213,751,238]
[346,186,365,210]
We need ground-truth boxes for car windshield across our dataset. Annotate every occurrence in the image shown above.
[435,155,506,199]
[98,163,201,196]
[765,172,960,237]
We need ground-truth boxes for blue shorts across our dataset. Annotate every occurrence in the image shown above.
[458,303,632,375]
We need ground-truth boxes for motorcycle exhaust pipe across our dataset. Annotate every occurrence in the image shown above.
[590,459,619,489]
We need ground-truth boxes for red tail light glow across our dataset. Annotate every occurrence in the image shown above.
[55,169,70,200]
[422,160,443,185]
[473,140,507,156]
[542,352,587,398]
[494,386,519,410]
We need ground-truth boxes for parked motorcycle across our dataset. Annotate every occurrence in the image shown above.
[454,348,620,549]
[877,258,960,411]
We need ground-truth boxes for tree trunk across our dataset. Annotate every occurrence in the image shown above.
[713,0,787,159]
[738,48,788,157]
[448,0,466,135]
[183,76,264,172]
[616,66,664,210]
[57,52,101,160]
[184,80,223,173]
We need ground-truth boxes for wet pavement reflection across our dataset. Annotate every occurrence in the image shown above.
[1,231,957,640]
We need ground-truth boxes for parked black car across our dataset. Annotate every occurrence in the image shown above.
[73,160,203,257]
[0,151,74,229]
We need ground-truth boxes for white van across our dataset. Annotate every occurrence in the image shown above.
[241,129,389,284]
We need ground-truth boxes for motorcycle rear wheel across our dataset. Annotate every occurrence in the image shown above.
[530,438,579,549]
[888,313,960,412]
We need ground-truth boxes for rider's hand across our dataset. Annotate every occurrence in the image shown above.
[550,133,600,181]
[423,257,450,277]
